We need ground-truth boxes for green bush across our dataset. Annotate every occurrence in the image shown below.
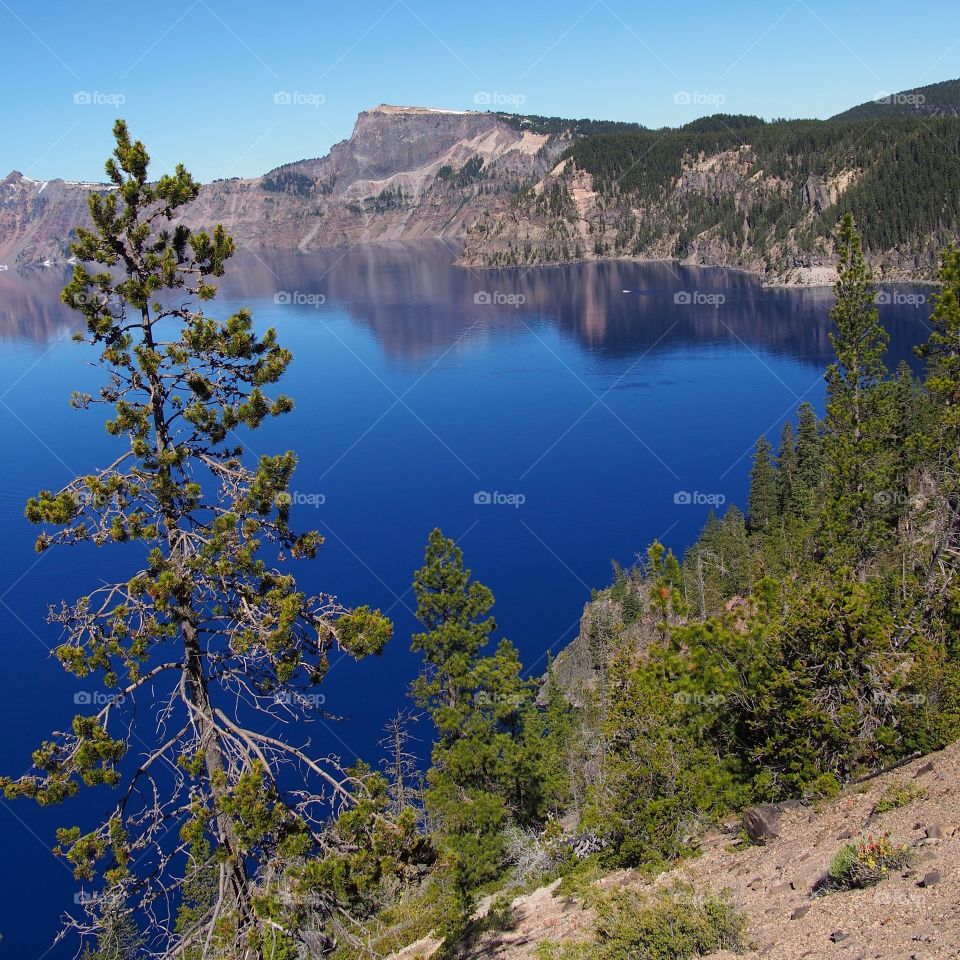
[823,834,910,892]
[538,884,746,960]
[873,780,927,814]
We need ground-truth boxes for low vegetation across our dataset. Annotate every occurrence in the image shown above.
[873,780,928,814]
[537,884,746,960]
[822,835,911,892]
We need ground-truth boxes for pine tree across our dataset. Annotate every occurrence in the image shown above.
[747,435,778,531]
[1,122,392,958]
[822,213,893,572]
[410,530,541,907]
[775,422,797,515]
[793,401,823,509]
[917,245,960,567]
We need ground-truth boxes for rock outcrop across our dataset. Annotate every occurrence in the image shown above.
[0,106,565,268]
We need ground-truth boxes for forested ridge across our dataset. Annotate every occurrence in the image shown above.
[465,109,960,275]
[4,125,960,960]
[566,116,960,251]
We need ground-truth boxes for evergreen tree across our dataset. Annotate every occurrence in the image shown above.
[775,422,797,515]
[1,122,392,959]
[747,435,778,531]
[822,213,893,572]
[410,530,541,907]
[793,401,823,507]
[918,246,960,562]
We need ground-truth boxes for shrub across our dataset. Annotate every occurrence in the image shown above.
[822,834,910,892]
[538,884,747,960]
[873,780,927,814]
[591,885,746,960]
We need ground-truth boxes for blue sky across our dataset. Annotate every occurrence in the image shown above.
[1,0,958,182]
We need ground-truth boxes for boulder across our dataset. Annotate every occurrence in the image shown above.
[742,804,781,844]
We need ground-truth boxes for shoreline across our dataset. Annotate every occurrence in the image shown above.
[454,250,942,289]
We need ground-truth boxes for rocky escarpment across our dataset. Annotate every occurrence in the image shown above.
[460,115,960,285]
[1,106,566,267]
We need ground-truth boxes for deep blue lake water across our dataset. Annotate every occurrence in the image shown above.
[0,242,935,955]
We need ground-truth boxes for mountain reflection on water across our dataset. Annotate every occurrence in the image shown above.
[218,242,929,369]
[1,242,932,374]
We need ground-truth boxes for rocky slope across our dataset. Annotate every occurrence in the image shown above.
[0,106,566,268]
[460,123,959,284]
[392,744,959,959]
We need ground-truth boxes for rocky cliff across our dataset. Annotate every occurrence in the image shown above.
[0,106,565,268]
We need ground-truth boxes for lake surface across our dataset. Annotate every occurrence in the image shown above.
[0,242,935,955]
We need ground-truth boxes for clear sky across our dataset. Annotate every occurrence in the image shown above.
[1,0,958,183]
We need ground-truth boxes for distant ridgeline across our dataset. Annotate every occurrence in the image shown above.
[3,78,960,282]
[464,108,960,278]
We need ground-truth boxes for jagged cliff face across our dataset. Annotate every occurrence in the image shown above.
[0,106,563,267]
[0,172,107,267]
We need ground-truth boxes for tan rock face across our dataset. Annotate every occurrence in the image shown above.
[0,107,564,267]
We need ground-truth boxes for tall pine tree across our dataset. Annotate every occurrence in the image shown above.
[410,530,541,910]
[747,435,778,532]
[822,213,893,573]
